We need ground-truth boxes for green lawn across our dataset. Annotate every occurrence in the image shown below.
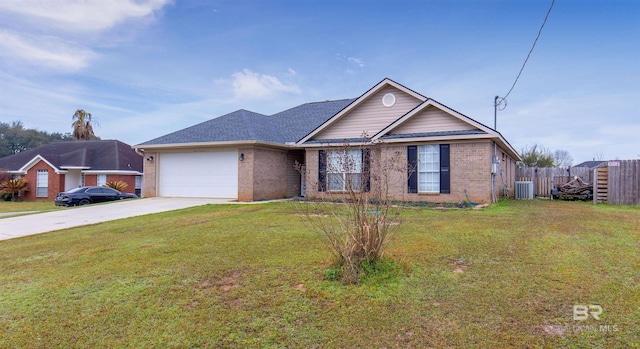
[0,201,67,217]
[0,200,638,348]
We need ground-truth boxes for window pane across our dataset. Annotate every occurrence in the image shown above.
[347,149,361,173]
[328,173,344,191]
[327,151,341,173]
[327,149,363,191]
[348,173,362,191]
[36,170,48,197]
[417,145,440,193]
[97,174,107,186]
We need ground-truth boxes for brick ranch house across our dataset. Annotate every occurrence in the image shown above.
[135,78,521,204]
[0,140,143,201]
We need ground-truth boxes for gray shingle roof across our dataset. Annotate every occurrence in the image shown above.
[137,99,356,146]
[0,140,142,172]
[573,160,607,169]
[271,99,356,142]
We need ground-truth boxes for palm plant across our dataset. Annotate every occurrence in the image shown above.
[0,178,29,202]
[104,181,128,192]
[71,109,96,140]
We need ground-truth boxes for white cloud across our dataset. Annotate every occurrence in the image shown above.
[0,0,172,72]
[0,0,172,32]
[230,69,301,100]
[0,30,96,71]
[348,57,364,67]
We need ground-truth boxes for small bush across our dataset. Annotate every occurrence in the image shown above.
[104,181,128,192]
[0,177,29,202]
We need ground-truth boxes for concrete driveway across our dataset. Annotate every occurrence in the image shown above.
[0,197,234,241]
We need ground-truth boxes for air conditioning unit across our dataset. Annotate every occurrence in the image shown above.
[515,181,534,200]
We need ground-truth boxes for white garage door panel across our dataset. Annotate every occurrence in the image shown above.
[159,151,238,198]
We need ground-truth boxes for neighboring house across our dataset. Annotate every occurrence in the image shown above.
[135,78,521,203]
[573,160,608,170]
[0,140,143,201]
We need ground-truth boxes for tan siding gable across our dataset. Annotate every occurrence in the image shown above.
[314,85,421,140]
[390,106,477,134]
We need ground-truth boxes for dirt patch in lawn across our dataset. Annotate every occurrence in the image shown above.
[198,269,244,292]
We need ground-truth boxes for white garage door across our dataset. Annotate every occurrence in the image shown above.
[158,150,238,198]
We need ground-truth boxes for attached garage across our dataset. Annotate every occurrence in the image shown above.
[158,150,238,198]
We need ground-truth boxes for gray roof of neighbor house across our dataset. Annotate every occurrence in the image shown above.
[137,99,356,146]
[0,140,143,172]
[573,160,607,169]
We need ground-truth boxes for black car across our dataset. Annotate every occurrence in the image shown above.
[55,186,138,206]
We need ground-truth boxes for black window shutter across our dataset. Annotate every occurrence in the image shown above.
[362,149,371,192]
[407,146,417,193]
[440,144,450,194]
[318,150,326,192]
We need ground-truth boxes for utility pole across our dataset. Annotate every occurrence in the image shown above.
[491,96,500,203]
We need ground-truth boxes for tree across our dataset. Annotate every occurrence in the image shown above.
[0,121,73,157]
[520,144,573,168]
[71,109,97,140]
[553,149,573,167]
[520,144,555,167]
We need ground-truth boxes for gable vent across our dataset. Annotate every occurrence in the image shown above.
[382,93,396,107]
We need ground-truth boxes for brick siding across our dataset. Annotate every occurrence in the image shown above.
[141,151,158,197]
[304,140,514,204]
[238,147,289,201]
[23,161,62,201]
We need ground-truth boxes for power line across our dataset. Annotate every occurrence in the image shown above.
[498,0,555,107]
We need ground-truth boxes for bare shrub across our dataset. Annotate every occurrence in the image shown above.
[297,139,408,284]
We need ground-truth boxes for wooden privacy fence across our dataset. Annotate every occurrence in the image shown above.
[517,161,639,205]
[594,160,640,205]
[516,167,591,198]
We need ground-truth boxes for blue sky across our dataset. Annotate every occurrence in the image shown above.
[0,0,638,163]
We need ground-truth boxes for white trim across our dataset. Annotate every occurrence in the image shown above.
[295,78,427,145]
[18,155,63,174]
[379,134,493,144]
[297,141,372,148]
[82,170,142,175]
